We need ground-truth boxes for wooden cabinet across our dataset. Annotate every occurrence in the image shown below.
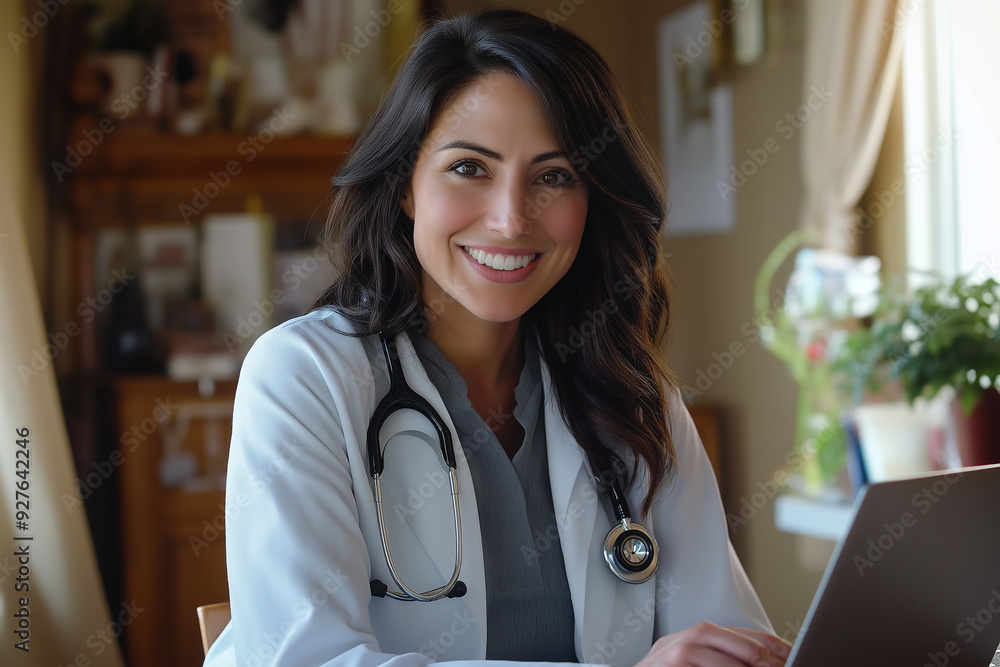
[113,377,237,667]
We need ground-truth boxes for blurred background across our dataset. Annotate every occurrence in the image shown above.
[2,0,999,665]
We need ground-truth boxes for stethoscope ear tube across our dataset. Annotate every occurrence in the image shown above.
[371,579,468,599]
[367,333,458,476]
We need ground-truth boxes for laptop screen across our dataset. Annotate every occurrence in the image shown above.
[787,464,1000,667]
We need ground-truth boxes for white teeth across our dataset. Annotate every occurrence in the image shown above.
[464,247,537,271]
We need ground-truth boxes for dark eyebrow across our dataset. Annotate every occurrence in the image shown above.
[531,150,565,164]
[436,141,566,164]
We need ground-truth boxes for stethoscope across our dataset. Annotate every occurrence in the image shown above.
[366,332,658,602]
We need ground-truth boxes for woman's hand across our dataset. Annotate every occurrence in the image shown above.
[635,622,792,667]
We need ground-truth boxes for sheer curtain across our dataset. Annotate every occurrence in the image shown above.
[799,0,908,252]
[903,0,1000,282]
[0,30,124,667]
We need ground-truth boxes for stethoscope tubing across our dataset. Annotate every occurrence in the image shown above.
[373,469,464,601]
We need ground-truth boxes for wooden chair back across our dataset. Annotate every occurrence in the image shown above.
[196,602,231,655]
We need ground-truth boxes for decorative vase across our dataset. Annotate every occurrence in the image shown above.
[853,402,936,482]
[950,387,1000,466]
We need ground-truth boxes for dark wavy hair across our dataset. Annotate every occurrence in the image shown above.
[313,8,676,515]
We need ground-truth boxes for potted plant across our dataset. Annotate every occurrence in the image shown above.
[833,272,1000,468]
[84,0,166,58]
[83,0,167,117]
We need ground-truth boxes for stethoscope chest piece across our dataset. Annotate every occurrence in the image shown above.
[603,519,658,584]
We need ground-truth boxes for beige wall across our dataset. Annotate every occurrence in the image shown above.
[440,0,828,632]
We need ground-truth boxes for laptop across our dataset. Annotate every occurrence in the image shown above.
[786,463,1000,667]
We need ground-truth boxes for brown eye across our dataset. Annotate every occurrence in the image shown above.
[450,161,486,177]
[539,169,574,186]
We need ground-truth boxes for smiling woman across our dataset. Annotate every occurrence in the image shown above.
[405,74,588,330]
[203,9,788,667]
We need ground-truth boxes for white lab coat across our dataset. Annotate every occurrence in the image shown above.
[203,308,772,667]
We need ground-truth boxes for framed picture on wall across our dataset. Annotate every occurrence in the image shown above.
[657,0,736,236]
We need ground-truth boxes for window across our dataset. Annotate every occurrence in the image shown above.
[902,0,1000,283]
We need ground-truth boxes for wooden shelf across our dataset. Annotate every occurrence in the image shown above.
[70,132,354,227]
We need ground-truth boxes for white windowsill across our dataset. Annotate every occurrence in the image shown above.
[774,494,853,542]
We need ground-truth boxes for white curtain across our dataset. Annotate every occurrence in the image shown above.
[0,7,123,662]
[799,0,908,252]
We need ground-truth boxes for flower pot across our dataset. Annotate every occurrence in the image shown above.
[95,51,147,118]
[949,387,1000,466]
[853,402,937,482]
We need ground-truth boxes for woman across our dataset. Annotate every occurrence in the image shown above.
[205,9,790,667]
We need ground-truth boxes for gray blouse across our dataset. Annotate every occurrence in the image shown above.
[366,331,577,661]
